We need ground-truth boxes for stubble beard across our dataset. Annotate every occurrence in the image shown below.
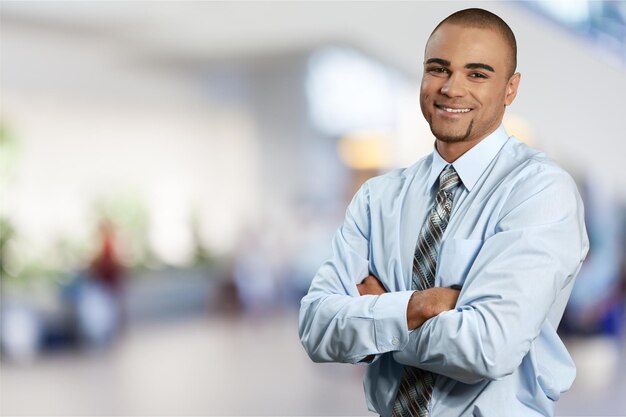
[430,120,474,143]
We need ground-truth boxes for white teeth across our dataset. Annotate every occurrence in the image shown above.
[442,107,470,113]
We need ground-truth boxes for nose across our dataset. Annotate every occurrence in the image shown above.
[440,73,466,97]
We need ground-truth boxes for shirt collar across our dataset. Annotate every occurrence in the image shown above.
[427,124,509,192]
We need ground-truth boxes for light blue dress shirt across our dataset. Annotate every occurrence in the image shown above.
[299,125,589,417]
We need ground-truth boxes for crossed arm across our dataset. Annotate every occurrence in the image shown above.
[298,182,464,366]
[299,172,587,382]
[357,275,459,330]
[356,275,459,363]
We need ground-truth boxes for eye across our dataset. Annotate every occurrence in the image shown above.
[427,67,449,76]
[469,72,488,79]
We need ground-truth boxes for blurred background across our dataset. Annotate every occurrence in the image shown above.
[1,1,625,415]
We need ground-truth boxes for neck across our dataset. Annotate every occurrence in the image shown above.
[435,124,502,162]
[435,137,482,163]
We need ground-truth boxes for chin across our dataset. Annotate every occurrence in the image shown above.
[431,129,471,143]
[436,135,470,143]
[431,122,474,143]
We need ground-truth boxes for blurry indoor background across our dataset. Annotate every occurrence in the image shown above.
[1,1,625,415]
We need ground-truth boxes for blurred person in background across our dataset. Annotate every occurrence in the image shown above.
[233,225,278,315]
[90,219,125,307]
[74,218,125,346]
[299,8,588,417]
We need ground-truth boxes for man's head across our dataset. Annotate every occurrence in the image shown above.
[420,8,520,149]
[432,9,517,77]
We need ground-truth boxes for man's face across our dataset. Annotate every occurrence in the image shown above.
[420,23,520,144]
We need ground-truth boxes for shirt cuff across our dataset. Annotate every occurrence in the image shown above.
[372,290,414,352]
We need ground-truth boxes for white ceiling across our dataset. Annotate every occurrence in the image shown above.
[0,1,530,76]
[3,1,626,196]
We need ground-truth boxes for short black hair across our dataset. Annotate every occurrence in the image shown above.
[431,8,517,77]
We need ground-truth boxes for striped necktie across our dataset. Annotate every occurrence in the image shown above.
[392,165,461,417]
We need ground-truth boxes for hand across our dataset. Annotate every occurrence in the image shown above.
[406,287,460,330]
[357,274,387,296]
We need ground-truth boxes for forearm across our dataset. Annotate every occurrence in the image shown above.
[299,284,414,363]
[300,276,460,364]
[394,306,516,384]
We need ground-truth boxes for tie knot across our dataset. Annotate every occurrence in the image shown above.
[438,165,461,194]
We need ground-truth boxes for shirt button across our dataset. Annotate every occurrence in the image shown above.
[392,336,400,346]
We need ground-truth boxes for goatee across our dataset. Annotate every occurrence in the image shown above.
[432,120,474,143]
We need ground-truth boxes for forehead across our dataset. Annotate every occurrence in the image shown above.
[425,23,509,71]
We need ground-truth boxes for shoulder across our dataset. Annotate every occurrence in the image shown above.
[500,137,577,191]
[364,153,432,194]
[496,137,581,217]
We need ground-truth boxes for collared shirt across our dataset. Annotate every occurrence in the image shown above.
[299,125,589,417]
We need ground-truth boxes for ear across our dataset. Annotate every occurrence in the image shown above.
[504,72,521,106]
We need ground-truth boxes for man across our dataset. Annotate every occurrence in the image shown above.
[299,8,589,417]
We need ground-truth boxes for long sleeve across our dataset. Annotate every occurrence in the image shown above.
[299,182,414,364]
[393,167,589,383]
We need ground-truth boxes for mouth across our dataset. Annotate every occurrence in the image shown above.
[435,103,472,114]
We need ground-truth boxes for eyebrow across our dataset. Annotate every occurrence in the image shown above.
[425,58,496,73]
[465,63,495,73]
[425,58,450,66]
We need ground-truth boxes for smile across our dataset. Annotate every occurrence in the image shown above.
[435,104,472,113]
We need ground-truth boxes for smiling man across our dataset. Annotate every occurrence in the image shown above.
[299,8,588,417]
